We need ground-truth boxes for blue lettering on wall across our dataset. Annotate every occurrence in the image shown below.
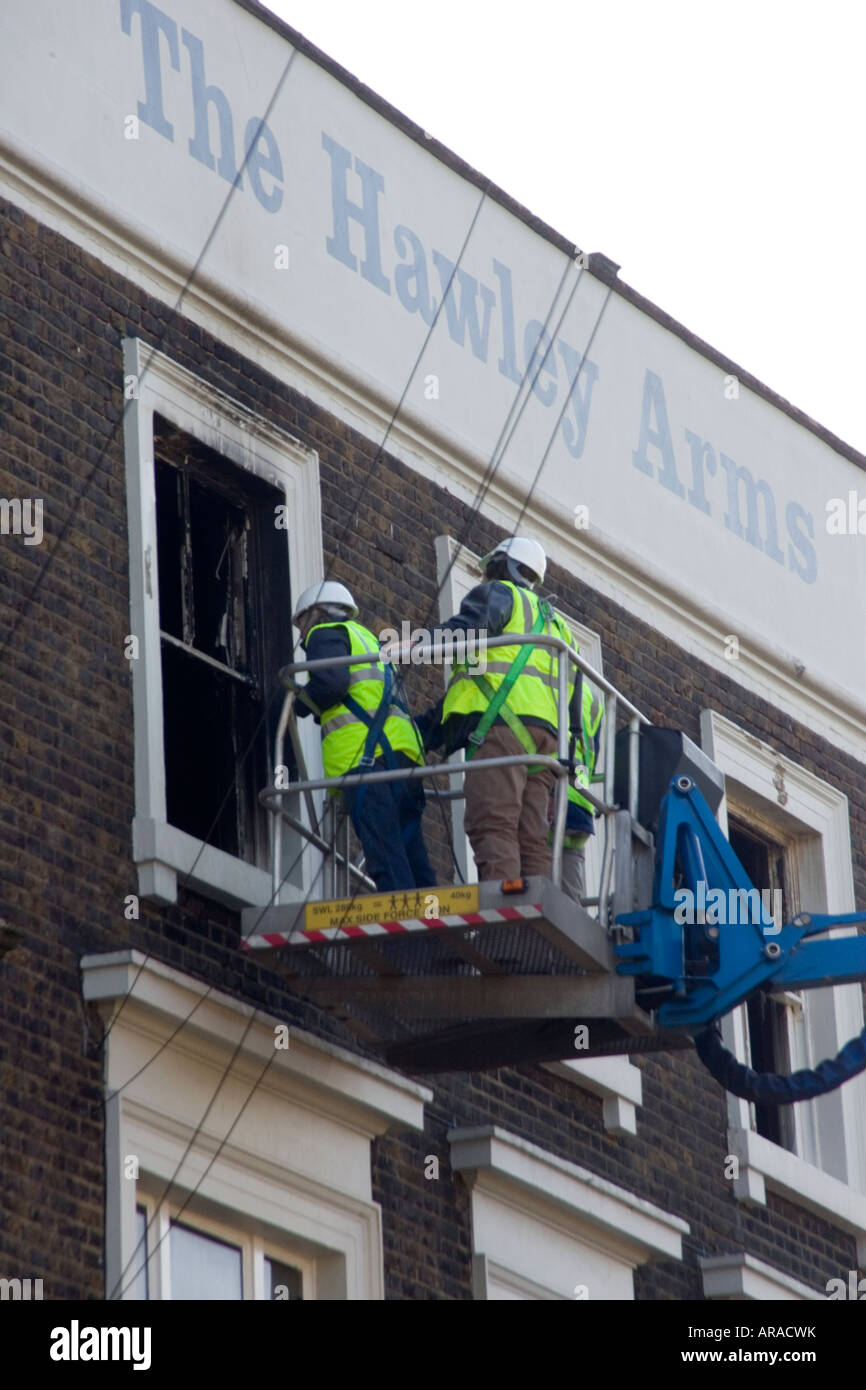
[244,117,283,214]
[321,133,390,292]
[114,0,820,592]
[683,429,716,515]
[491,260,522,385]
[718,453,785,565]
[524,320,557,407]
[120,0,179,140]
[120,0,283,211]
[431,252,496,363]
[633,372,817,583]
[321,133,600,462]
[632,370,685,497]
[182,28,241,186]
[786,502,817,583]
[394,226,437,324]
[557,341,599,461]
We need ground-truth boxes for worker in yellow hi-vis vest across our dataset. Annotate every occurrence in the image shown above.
[292,581,434,893]
[547,685,604,904]
[418,537,581,883]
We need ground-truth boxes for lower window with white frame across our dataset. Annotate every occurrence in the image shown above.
[82,950,429,1303]
[131,1196,309,1301]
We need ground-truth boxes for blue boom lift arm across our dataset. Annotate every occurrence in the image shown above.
[615,775,866,1103]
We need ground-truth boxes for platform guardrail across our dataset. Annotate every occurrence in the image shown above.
[261,630,651,926]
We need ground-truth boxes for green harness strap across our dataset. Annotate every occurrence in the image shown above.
[465,600,551,766]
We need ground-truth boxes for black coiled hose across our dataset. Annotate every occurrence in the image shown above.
[696,1020,866,1104]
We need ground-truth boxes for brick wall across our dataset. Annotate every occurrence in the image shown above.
[0,195,863,1300]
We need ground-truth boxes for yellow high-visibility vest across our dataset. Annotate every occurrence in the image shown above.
[443,581,576,729]
[308,620,424,779]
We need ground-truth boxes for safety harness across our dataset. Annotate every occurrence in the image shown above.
[342,661,399,770]
[341,663,419,834]
[465,599,553,768]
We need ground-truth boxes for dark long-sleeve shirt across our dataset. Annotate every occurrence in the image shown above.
[294,625,353,721]
[439,580,515,639]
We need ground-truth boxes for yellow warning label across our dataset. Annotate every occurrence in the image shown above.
[304,883,480,932]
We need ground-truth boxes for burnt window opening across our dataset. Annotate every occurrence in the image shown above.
[728,819,795,1151]
[154,415,294,866]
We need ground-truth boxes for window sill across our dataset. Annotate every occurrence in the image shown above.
[132,816,274,909]
[700,1252,823,1301]
[542,1057,642,1136]
[450,1125,688,1298]
[728,1126,866,1264]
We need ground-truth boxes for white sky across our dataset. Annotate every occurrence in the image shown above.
[261,0,866,455]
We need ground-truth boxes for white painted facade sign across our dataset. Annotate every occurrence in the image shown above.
[1,0,864,743]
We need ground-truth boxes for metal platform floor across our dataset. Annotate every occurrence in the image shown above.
[240,877,688,1072]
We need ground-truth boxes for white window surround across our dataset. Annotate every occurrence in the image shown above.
[449,1125,688,1300]
[81,950,430,1301]
[122,337,324,910]
[434,534,642,1136]
[701,709,866,1262]
[134,1192,315,1300]
[699,1252,823,1301]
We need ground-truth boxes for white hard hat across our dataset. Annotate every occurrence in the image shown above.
[292,581,358,622]
[480,536,547,585]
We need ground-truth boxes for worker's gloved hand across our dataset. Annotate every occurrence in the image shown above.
[292,685,320,720]
[415,705,444,751]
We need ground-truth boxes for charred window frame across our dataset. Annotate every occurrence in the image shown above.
[153,415,293,869]
[727,818,796,1151]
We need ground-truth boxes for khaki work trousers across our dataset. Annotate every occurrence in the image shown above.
[560,847,587,905]
[463,722,558,881]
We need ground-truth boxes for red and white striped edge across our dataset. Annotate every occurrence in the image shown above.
[241,903,544,951]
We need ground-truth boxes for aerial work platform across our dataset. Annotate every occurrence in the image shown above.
[250,630,866,1100]
[240,876,687,1072]
[247,631,688,1072]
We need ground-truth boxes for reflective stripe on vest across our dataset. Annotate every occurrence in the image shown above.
[570,682,605,815]
[308,620,424,778]
[442,581,576,729]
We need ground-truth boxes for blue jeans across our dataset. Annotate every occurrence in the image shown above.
[343,754,436,892]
